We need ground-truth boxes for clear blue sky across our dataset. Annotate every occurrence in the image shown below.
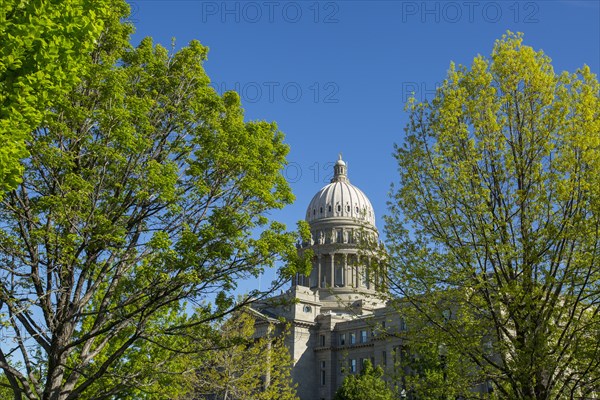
[128,0,599,292]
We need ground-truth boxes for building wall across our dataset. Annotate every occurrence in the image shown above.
[282,305,406,400]
[289,324,317,400]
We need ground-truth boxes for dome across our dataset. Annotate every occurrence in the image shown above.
[305,155,376,226]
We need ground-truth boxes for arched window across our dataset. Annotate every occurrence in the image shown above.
[335,265,344,287]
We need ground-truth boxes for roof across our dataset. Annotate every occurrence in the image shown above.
[305,155,376,227]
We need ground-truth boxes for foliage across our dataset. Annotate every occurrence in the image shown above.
[0,374,14,398]
[193,311,298,400]
[0,6,307,399]
[71,305,203,400]
[385,31,600,400]
[334,360,394,400]
[0,0,116,194]
[388,306,491,399]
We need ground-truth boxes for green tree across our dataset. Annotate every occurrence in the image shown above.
[0,7,310,399]
[69,306,204,400]
[193,311,298,400]
[0,0,115,194]
[1,374,14,398]
[334,360,394,400]
[386,32,600,399]
[388,312,490,399]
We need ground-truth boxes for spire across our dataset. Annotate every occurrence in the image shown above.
[331,153,348,183]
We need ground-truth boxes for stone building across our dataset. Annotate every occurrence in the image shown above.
[253,155,407,400]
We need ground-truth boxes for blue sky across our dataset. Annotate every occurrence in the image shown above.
[128,0,599,292]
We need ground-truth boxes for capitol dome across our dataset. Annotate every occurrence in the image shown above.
[305,155,376,227]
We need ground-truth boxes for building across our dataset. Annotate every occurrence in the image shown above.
[253,155,406,400]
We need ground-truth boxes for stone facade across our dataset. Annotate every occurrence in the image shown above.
[253,156,406,400]
[252,155,503,400]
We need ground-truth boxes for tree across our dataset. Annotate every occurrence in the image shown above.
[385,31,600,400]
[0,6,310,399]
[388,307,492,399]
[193,311,298,400]
[0,0,115,194]
[334,360,395,400]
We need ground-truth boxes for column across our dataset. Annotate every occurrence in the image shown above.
[355,255,360,287]
[366,256,371,289]
[351,255,356,288]
[330,253,335,287]
[317,254,322,289]
[343,254,348,287]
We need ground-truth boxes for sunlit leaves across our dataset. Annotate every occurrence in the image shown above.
[386,32,600,399]
[0,5,303,398]
[0,0,125,194]
[193,311,298,400]
[334,360,394,400]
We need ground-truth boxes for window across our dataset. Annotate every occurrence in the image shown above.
[328,205,332,212]
[337,204,341,212]
[399,318,407,331]
[360,358,366,372]
[350,359,357,373]
[346,205,350,212]
[361,269,368,287]
[339,333,346,346]
[442,309,451,322]
[382,351,387,366]
[394,345,409,372]
[335,265,344,287]
[360,330,368,343]
[320,335,325,346]
[350,332,356,344]
[303,305,312,313]
[320,361,326,385]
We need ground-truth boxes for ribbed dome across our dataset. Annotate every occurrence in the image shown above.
[305,155,376,226]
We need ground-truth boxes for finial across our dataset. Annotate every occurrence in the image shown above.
[332,153,348,182]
